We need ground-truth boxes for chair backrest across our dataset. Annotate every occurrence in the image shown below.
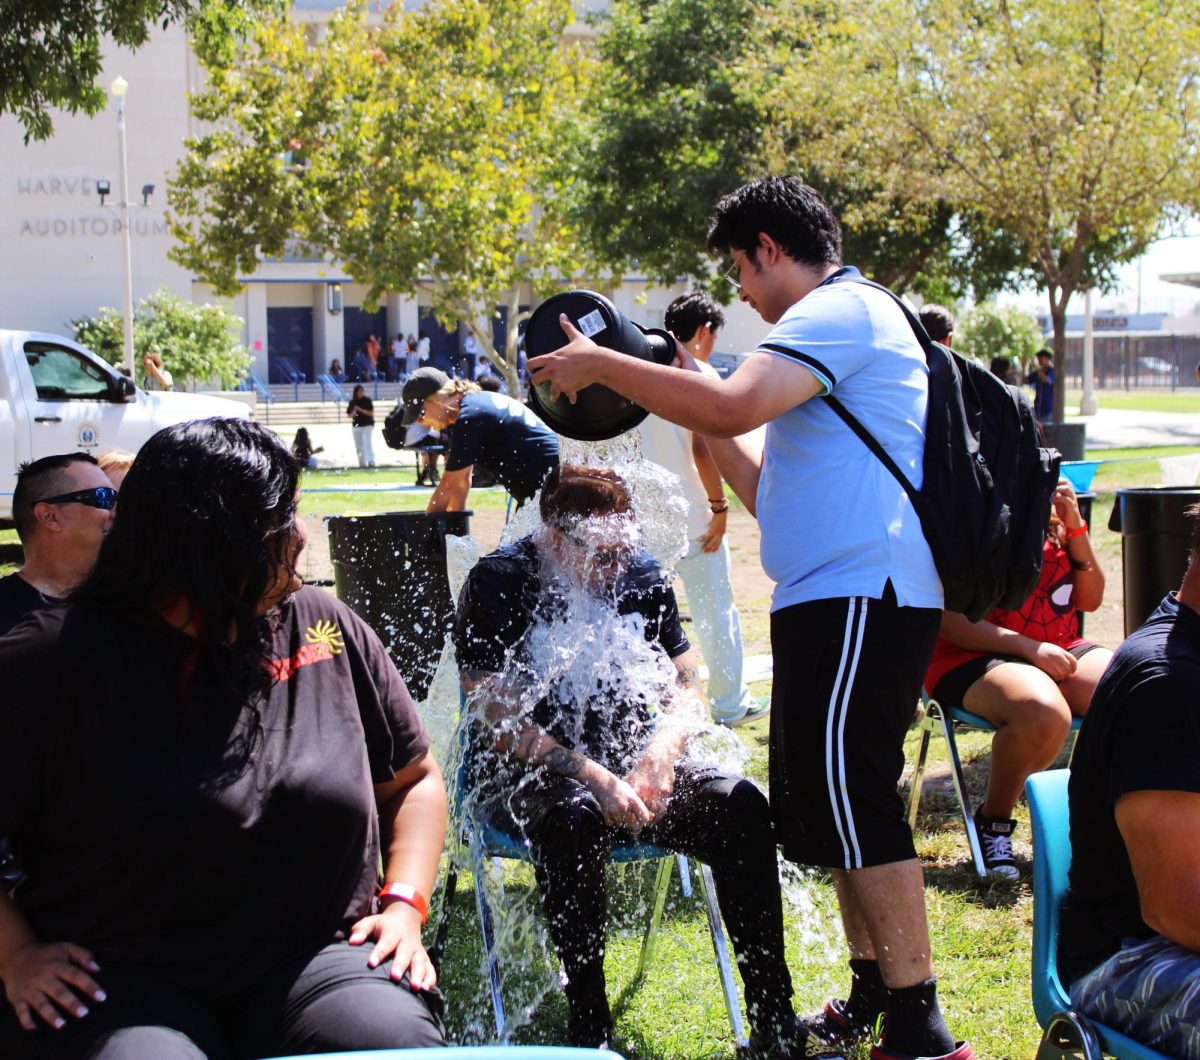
[1026,768,1073,1027]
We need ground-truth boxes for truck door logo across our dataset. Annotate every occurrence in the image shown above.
[77,422,98,448]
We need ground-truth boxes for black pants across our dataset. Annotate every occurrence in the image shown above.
[489,765,794,1043]
[0,940,445,1059]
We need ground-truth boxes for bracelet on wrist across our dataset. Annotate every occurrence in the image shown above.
[1065,521,1088,539]
[378,882,429,924]
[710,503,729,514]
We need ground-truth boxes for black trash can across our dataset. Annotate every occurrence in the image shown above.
[1107,487,1200,637]
[327,511,471,700]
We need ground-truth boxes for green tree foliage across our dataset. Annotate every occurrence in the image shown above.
[956,303,1045,374]
[0,0,281,143]
[168,0,595,392]
[566,0,1023,301]
[762,0,1200,418]
[71,287,250,389]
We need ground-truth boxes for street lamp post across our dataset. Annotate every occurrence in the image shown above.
[111,76,136,378]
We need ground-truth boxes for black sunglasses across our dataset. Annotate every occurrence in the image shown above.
[37,486,118,510]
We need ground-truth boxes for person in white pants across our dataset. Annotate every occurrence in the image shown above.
[637,292,766,727]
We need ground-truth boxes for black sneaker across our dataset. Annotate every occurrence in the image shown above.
[974,807,1020,881]
[749,1002,873,1059]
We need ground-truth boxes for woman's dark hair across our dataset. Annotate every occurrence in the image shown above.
[352,384,365,398]
[72,417,300,714]
[707,175,842,270]
[539,463,631,530]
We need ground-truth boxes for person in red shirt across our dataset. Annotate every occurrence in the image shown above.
[924,478,1111,878]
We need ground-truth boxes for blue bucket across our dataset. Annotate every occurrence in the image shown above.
[1060,460,1099,493]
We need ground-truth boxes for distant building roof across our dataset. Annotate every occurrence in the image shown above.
[1161,272,1200,289]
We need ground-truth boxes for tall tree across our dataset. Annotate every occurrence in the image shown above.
[566,0,1021,301]
[762,0,1200,419]
[0,0,279,142]
[168,0,595,392]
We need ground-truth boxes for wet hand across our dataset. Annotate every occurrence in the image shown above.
[525,315,608,402]
[2,941,105,1031]
[626,754,676,817]
[348,901,437,991]
[1027,641,1078,681]
[698,510,727,553]
[594,776,655,831]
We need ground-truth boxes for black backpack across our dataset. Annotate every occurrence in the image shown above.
[823,272,1060,621]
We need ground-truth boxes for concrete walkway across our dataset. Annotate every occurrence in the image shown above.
[1070,407,1200,450]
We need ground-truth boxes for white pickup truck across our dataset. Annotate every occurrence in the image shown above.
[1,330,250,520]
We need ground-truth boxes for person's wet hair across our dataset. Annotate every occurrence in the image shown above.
[666,291,726,344]
[707,175,842,270]
[539,464,631,531]
[72,417,300,714]
[12,453,100,541]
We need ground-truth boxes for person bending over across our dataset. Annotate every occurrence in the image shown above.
[925,478,1110,878]
[453,464,802,1055]
[400,366,558,512]
[1065,501,1200,1057]
[0,418,447,1058]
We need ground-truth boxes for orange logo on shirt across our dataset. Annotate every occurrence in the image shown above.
[266,619,344,683]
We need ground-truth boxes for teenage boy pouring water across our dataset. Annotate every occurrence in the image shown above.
[528,176,975,1060]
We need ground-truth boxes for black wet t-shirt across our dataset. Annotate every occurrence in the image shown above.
[0,572,51,638]
[445,392,559,502]
[453,537,689,773]
[0,586,429,1002]
[1065,593,1200,979]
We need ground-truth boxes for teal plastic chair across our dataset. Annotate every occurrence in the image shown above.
[431,708,747,1048]
[1025,769,1167,1059]
[266,1048,623,1059]
[909,691,1081,878]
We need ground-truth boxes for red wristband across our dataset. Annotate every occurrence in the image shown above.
[1066,521,1088,539]
[378,882,429,924]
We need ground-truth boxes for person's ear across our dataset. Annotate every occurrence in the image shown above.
[33,501,63,533]
[757,231,783,265]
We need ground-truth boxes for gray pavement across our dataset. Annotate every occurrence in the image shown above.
[1071,407,1200,450]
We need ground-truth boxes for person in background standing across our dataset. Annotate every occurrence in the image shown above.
[1027,348,1055,424]
[142,351,173,392]
[405,336,420,377]
[365,334,382,377]
[347,385,376,468]
[637,291,764,728]
[416,331,431,367]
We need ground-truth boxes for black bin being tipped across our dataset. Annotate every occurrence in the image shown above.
[525,290,677,441]
[327,510,471,701]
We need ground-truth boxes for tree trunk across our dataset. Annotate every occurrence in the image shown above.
[1047,287,1073,423]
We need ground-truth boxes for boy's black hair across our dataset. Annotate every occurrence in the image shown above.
[665,291,726,344]
[707,175,842,269]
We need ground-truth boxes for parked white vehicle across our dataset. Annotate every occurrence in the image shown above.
[0,330,249,519]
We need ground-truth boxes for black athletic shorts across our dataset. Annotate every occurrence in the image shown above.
[769,583,940,871]
[930,640,1102,707]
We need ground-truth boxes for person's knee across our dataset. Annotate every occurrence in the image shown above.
[1004,692,1072,748]
[283,981,445,1052]
[87,1025,212,1060]
[533,794,607,866]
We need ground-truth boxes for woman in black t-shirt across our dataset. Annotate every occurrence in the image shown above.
[346,384,376,468]
[0,419,446,1057]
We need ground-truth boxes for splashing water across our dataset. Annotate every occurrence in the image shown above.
[419,434,843,1044]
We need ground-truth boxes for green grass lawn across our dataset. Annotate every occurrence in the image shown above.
[1067,388,1200,414]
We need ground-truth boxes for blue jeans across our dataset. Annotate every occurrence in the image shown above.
[1071,933,1200,1058]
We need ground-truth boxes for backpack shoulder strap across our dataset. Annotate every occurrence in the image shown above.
[819,270,928,499]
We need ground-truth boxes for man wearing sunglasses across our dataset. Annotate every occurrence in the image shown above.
[0,453,116,638]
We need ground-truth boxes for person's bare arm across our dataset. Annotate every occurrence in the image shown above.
[692,435,728,552]
[0,889,105,1032]
[427,466,472,512]
[527,318,823,438]
[625,649,708,816]
[348,750,447,989]
[938,611,1078,682]
[1054,480,1105,612]
[1115,789,1200,952]
[461,671,652,829]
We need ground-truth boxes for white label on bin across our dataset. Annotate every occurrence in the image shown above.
[577,309,606,338]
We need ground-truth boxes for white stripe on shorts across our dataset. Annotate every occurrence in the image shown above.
[825,597,868,869]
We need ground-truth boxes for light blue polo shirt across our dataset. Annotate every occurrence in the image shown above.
[755,268,943,612]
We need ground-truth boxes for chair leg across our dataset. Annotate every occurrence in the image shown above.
[677,854,693,898]
[907,721,934,828]
[636,856,675,980]
[696,863,748,1048]
[466,828,508,1041]
[1037,1010,1105,1060]
[937,711,987,878]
